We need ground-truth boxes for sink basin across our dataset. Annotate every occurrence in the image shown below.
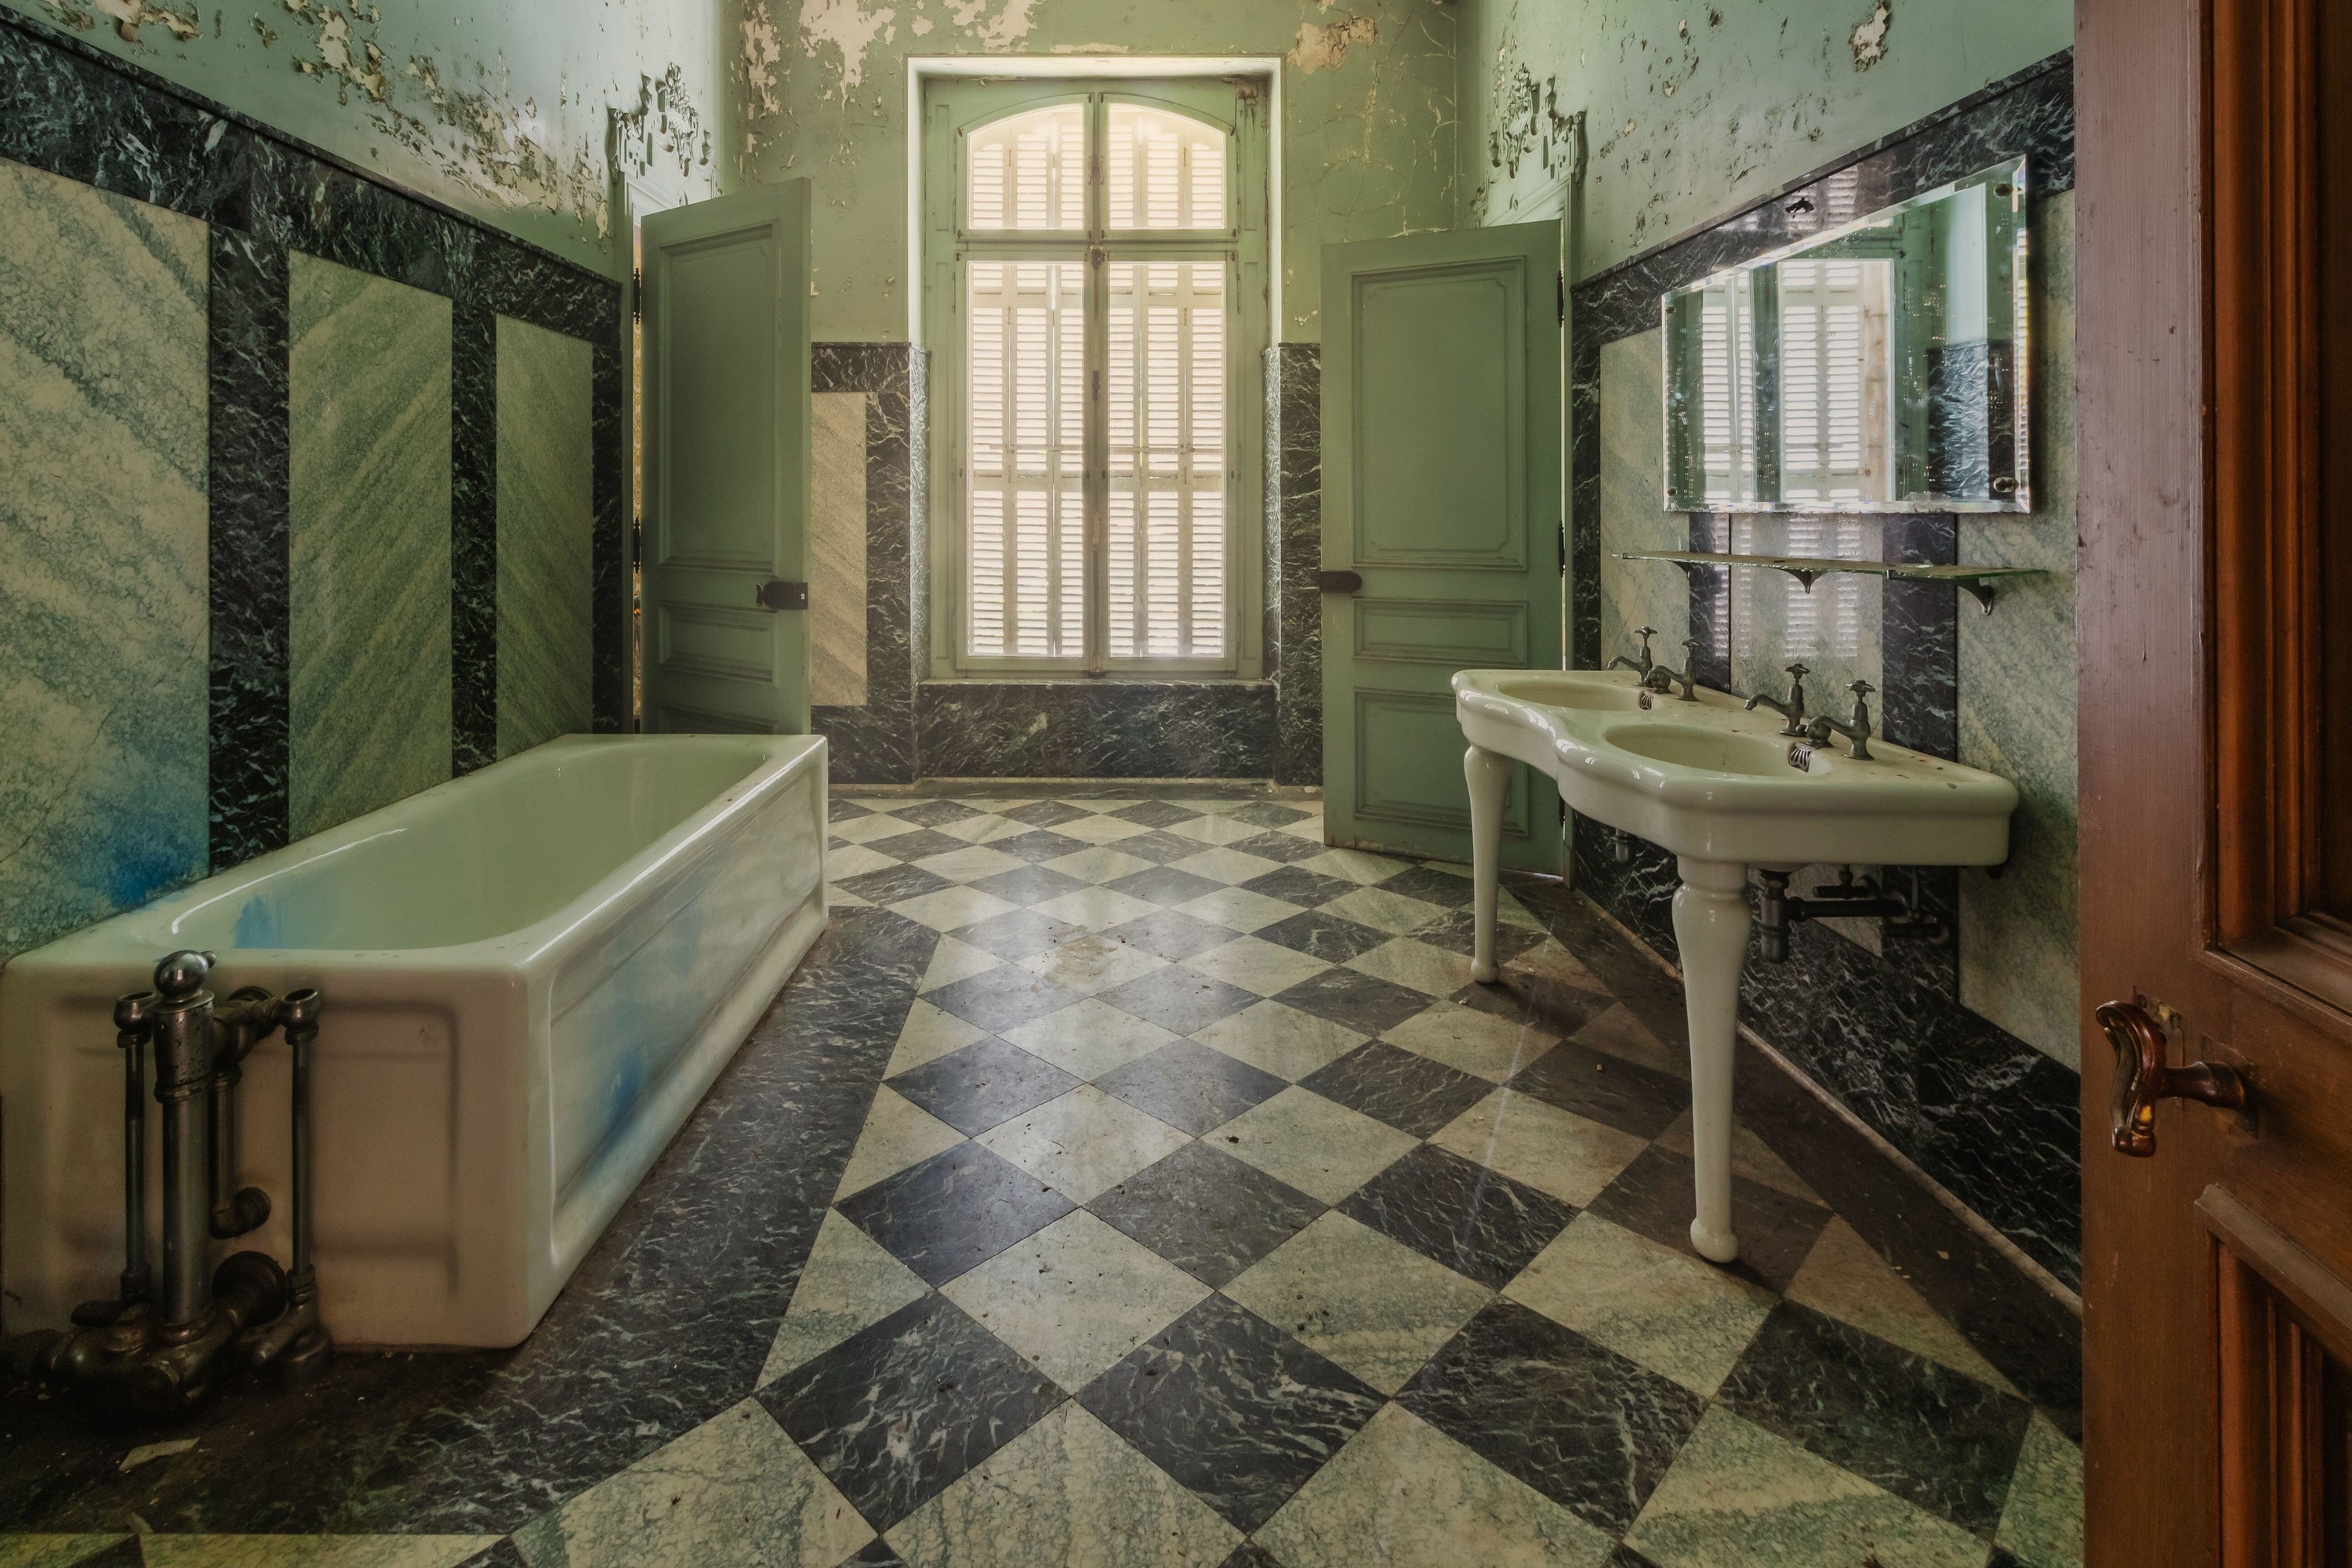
[1493,677,1643,712]
[1606,724,1800,777]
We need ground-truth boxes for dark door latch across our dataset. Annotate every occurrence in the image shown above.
[1316,569,1363,594]
[753,579,808,612]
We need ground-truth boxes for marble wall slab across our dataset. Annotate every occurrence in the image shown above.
[1959,191,2079,1065]
[1566,52,2082,1286]
[495,316,596,757]
[916,682,1277,780]
[1268,344,1323,787]
[287,253,453,837]
[0,156,209,964]
[810,343,923,785]
[811,390,870,708]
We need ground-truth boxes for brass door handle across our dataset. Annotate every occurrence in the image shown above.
[2096,1000,2248,1158]
[754,579,808,612]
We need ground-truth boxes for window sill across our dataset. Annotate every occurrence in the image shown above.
[921,675,1272,689]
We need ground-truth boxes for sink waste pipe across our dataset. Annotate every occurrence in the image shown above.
[4,951,334,1413]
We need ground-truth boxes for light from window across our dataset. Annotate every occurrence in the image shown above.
[967,105,1085,230]
[1107,261,1225,658]
[1106,104,1225,230]
[967,260,1085,657]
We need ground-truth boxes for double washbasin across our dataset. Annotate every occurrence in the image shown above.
[1451,668,2016,869]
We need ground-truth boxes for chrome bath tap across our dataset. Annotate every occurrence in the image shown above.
[1806,679,1876,760]
[1743,662,1811,736]
[1608,626,1659,681]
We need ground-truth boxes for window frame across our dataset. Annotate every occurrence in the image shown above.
[921,75,1271,680]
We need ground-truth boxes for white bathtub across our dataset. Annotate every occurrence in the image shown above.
[2,733,827,1348]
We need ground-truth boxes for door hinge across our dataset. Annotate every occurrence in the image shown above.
[1557,269,1566,325]
[1558,517,1568,573]
[632,267,644,324]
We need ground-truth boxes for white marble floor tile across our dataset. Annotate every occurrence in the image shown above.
[1994,1413,2084,1568]
[1429,1089,1650,1207]
[1166,847,1285,886]
[1257,1403,1613,1568]
[1169,814,1264,845]
[1347,937,1475,997]
[896,886,1023,934]
[940,1211,1211,1392]
[1383,1000,1557,1083]
[1000,998,1185,1081]
[975,1085,1192,1203]
[1215,1085,1418,1204]
[1570,1002,1690,1080]
[760,1210,931,1385]
[1654,1112,1820,1204]
[1172,887,1307,933]
[888,1000,990,1077]
[1190,1000,1367,1082]
[886,1403,1240,1567]
[1321,887,1445,936]
[1621,1407,1987,1568]
[1179,935,1332,997]
[835,1087,966,1200]
[1225,1213,1491,1394]
[143,1541,499,1568]
[1298,848,1412,884]
[1033,887,1163,931]
[832,811,920,844]
[1504,1214,1776,1397]
[941,813,1029,844]
[1784,1219,2014,1392]
[826,843,898,880]
[511,1400,872,1568]
[1044,846,1158,886]
[920,936,1008,993]
[916,844,1031,884]
[1051,815,1153,845]
[1019,935,1169,996]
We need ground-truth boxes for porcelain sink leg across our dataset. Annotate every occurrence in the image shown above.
[1673,856,1749,1264]
[1464,746,1513,984]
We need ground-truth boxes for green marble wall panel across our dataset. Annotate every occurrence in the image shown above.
[288,252,454,839]
[811,390,869,707]
[1958,191,2080,1066]
[0,156,209,963]
[1597,331,1686,666]
[496,315,596,757]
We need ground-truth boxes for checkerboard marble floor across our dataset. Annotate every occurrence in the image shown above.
[0,791,2082,1568]
[719,793,2074,1568]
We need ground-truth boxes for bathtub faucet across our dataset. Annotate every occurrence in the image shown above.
[5,952,331,1412]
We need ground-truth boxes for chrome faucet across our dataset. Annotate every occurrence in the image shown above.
[1806,679,1876,760]
[1608,626,1658,681]
[1743,662,1811,736]
[1642,637,1703,702]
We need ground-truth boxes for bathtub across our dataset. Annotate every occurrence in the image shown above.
[2,733,827,1348]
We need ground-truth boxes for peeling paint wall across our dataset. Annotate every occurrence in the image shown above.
[1455,0,2070,276]
[731,0,1458,342]
[4,0,724,275]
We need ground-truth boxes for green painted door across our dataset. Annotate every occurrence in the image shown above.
[640,180,813,734]
[1320,221,1566,869]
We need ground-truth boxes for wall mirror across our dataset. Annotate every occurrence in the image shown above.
[1661,157,2030,514]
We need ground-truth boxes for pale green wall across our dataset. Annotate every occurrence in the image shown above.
[1455,0,2072,278]
[732,0,1458,343]
[1,0,726,275]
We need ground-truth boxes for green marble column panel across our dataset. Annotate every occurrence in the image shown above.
[288,252,454,839]
[495,315,595,757]
[0,157,209,963]
[1597,330,1686,666]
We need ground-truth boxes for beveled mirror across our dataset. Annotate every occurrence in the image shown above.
[1662,157,2030,513]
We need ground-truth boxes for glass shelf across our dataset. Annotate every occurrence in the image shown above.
[1613,550,2048,615]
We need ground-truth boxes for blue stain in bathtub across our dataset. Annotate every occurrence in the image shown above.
[232,895,288,949]
[104,837,199,912]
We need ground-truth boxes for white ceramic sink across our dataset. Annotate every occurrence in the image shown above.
[1452,665,2019,1267]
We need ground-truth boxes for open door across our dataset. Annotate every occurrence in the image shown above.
[2080,0,2352,1558]
[640,180,813,734]
[1319,221,1565,869]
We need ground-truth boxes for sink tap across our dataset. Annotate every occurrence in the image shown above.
[1743,662,1811,736]
[1607,626,1658,681]
[1806,679,1875,760]
[1642,638,1703,702]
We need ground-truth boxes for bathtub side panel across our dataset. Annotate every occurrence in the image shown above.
[539,743,827,1287]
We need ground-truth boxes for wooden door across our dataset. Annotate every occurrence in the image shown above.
[1319,221,1565,869]
[2079,0,2352,1559]
[640,180,814,734]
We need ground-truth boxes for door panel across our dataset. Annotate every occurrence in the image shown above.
[641,181,812,734]
[1322,222,1563,868]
